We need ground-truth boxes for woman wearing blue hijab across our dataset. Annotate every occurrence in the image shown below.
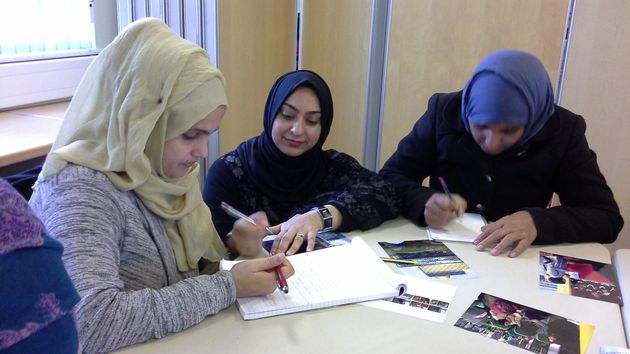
[204,70,399,257]
[380,50,623,257]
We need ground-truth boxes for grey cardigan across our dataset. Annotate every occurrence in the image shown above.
[29,165,236,353]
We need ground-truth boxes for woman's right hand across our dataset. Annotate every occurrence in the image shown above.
[424,193,467,228]
[230,253,294,297]
[229,211,270,258]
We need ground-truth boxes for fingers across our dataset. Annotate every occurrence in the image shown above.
[473,218,535,258]
[270,212,322,255]
[452,195,467,217]
[508,239,531,258]
[286,233,304,256]
[425,194,458,228]
[250,211,270,229]
[268,224,281,235]
[251,252,286,271]
[305,230,317,252]
[430,193,459,212]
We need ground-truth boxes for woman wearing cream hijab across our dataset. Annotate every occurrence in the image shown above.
[29,18,293,353]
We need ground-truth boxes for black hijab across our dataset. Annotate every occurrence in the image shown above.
[236,70,334,204]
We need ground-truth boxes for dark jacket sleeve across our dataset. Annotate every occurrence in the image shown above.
[378,93,443,225]
[202,158,242,241]
[325,152,400,232]
[527,114,624,244]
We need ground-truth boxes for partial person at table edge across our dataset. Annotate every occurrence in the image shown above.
[379,49,623,257]
[0,178,80,354]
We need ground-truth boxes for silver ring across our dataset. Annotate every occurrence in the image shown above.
[296,233,305,240]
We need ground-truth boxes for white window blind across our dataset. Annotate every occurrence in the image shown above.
[0,0,95,63]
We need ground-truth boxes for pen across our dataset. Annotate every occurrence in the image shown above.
[438,176,462,217]
[220,202,273,235]
[220,201,288,294]
[274,267,289,294]
[380,257,422,266]
[437,176,452,200]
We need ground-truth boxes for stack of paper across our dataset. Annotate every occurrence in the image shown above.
[427,213,486,243]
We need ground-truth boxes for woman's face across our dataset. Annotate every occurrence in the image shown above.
[162,105,226,178]
[469,123,524,155]
[271,86,322,157]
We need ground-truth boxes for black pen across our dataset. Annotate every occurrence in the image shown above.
[438,176,461,217]
[438,176,453,200]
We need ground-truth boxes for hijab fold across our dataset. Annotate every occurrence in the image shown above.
[236,70,334,204]
[461,49,555,146]
[39,18,228,272]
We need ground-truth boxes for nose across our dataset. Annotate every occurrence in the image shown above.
[483,131,502,154]
[290,119,304,136]
[193,138,209,158]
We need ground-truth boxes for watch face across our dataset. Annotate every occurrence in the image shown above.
[319,207,333,231]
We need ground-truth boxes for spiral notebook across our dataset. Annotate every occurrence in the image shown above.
[220,237,405,320]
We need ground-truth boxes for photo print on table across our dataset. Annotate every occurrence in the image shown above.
[378,240,477,279]
[539,251,623,305]
[455,292,594,354]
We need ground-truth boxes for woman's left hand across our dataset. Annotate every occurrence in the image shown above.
[473,211,537,257]
[268,210,322,255]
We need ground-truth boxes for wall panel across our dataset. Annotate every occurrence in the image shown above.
[379,0,569,165]
[300,0,373,161]
[559,0,630,250]
[217,0,295,154]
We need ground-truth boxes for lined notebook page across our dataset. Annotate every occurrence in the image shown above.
[232,237,401,320]
[427,213,486,243]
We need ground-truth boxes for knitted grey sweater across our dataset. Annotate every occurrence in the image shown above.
[29,165,236,353]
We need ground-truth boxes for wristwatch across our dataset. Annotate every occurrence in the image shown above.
[312,206,333,232]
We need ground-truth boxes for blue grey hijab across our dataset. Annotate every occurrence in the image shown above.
[461,50,555,146]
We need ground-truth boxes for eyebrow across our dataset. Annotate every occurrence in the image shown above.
[187,127,216,135]
[282,102,321,115]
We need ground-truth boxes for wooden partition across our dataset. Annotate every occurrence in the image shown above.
[379,0,569,166]
[559,0,630,250]
[217,0,296,154]
[300,0,373,161]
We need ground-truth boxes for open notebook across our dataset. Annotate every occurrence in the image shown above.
[220,237,404,320]
[427,213,486,243]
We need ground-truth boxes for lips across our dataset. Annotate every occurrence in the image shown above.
[283,138,305,148]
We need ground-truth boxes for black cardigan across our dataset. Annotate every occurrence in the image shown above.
[379,91,623,245]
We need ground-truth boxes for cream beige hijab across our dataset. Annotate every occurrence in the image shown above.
[40,18,228,271]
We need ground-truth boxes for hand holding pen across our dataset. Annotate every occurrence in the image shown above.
[221,202,290,294]
[423,177,467,228]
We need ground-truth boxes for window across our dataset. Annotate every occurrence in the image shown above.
[0,0,95,63]
[0,0,117,109]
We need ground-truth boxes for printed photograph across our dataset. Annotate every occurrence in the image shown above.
[539,251,622,305]
[378,240,476,279]
[386,293,450,315]
[455,293,594,354]
[263,232,351,254]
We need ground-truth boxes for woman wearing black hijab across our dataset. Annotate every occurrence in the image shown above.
[203,70,399,257]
